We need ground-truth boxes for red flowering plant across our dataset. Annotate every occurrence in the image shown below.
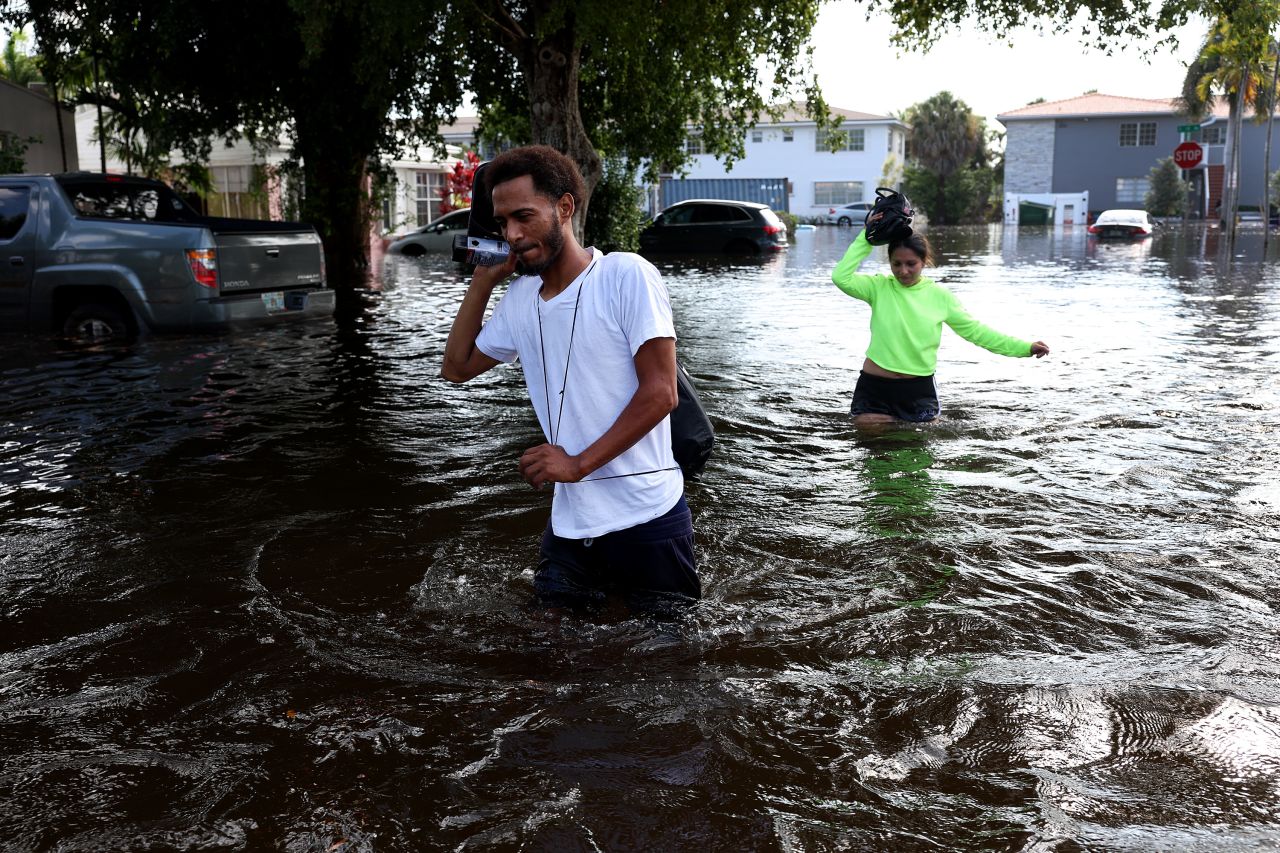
[439,150,482,214]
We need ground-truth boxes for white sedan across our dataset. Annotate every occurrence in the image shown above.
[826,202,874,226]
[1087,209,1153,239]
[387,208,471,255]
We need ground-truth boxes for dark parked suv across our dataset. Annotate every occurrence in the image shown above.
[639,199,788,255]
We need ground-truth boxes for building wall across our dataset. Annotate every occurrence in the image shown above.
[1003,120,1055,194]
[1051,115,1184,210]
[678,122,904,215]
[1233,122,1280,209]
[0,79,78,173]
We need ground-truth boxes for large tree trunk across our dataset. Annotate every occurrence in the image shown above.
[51,82,67,171]
[294,127,374,285]
[515,20,602,239]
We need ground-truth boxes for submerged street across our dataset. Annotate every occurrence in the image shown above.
[2,224,1278,850]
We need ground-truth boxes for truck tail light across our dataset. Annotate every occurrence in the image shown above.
[186,249,218,288]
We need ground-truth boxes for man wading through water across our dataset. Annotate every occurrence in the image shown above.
[441,145,699,615]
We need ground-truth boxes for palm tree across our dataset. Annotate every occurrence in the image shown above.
[902,91,986,225]
[1,29,42,86]
[1177,16,1280,243]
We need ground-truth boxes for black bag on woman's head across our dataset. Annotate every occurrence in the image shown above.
[671,361,714,478]
[863,187,915,245]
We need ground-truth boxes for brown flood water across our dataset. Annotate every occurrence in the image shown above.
[1,224,1279,851]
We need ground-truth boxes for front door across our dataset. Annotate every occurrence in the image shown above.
[0,184,38,332]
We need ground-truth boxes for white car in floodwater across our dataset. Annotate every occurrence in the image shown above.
[386,208,471,256]
[1088,209,1154,239]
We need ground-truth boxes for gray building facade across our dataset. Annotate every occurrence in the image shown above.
[1,77,78,174]
[999,93,1280,218]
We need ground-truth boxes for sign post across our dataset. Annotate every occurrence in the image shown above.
[1173,141,1204,169]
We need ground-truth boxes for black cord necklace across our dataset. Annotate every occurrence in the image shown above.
[536,257,597,447]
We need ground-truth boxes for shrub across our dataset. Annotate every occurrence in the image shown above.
[1145,157,1187,218]
[584,157,646,253]
[774,209,798,238]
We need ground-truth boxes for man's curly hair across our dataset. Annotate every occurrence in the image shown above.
[483,145,585,208]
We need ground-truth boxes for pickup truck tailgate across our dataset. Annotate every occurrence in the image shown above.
[214,231,324,295]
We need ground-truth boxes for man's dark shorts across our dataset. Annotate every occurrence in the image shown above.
[535,495,699,615]
[850,371,939,422]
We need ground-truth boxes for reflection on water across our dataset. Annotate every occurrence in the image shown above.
[1,224,1279,850]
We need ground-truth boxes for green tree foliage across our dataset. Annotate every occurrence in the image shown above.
[864,0,1198,50]
[902,92,994,224]
[1176,4,1280,235]
[9,0,469,278]
[902,164,993,224]
[583,158,645,253]
[466,0,833,234]
[1145,157,1188,216]
[0,27,41,85]
[0,131,38,172]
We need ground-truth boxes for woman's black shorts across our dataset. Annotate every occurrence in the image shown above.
[850,371,939,422]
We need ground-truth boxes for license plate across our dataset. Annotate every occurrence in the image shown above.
[261,291,285,312]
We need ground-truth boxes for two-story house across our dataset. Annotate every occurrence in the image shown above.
[672,105,908,217]
[998,92,1280,221]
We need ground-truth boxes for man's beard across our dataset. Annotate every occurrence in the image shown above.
[514,213,565,275]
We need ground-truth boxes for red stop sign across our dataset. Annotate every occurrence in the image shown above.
[1174,141,1204,169]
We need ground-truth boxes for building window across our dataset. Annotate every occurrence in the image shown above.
[209,165,267,220]
[1200,126,1226,145]
[1116,177,1149,203]
[751,130,763,143]
[814,181,864,206]
[1120,122,1157,147]
[415,170,444,225]
[815,128,865,152]
[782,129,794,143]
[685,136,703,155]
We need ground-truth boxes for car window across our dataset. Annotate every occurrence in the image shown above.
[442,211,469,230]
[0,186,31,240]
[663,205,697,225]
[56,178,201,223]
[691,204,750,223]
[761,208,784,228]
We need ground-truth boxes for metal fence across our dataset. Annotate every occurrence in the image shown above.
[658,177,790,212]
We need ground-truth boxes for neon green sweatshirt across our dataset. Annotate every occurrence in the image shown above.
[831,231,1033,376]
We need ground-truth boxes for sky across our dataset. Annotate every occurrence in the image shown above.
[808,2,1213,128]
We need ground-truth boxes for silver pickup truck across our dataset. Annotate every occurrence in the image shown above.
[0,173,335,339]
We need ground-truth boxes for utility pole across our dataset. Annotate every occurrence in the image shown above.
[1264,39,1279,256]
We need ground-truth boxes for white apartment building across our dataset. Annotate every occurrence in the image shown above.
[677,105,908,216]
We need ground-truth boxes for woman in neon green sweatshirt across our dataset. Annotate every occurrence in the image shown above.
[832,229,1050,426]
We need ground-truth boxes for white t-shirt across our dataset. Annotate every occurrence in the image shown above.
[475,248,684,539]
